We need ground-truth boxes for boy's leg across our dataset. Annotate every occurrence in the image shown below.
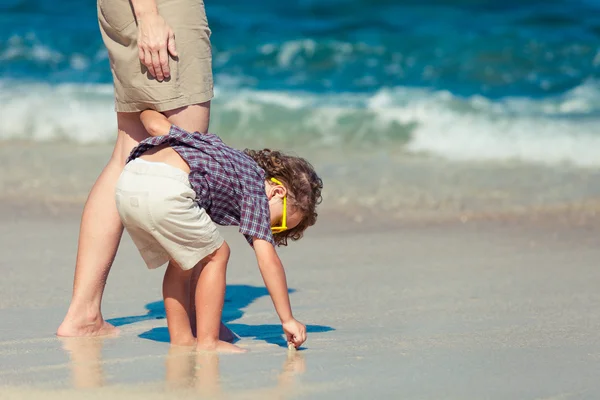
[163,260,196,346]
[189,267,238,343]
[193,242,245,353]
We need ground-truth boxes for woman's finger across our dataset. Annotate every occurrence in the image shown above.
[144,48,156,78]
[138,45,145,66]
[158,47,170,79]
[151,50,163,81]
[167,29,178,57]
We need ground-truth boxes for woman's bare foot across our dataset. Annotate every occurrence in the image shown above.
[57,313,119,337]
[197,340,247,353]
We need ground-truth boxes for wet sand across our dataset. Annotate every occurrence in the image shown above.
[1,143,600,398]
[1,204,600,398]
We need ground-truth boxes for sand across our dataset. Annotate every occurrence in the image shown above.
[1,143,600,398]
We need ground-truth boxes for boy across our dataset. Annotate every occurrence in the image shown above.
[115,110,322,352]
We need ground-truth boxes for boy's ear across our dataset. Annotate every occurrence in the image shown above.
[266,182,284,200]
[274,185,286,198]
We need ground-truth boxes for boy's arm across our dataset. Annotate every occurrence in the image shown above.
[253,239,307,348]
[253,239,293,322]
[140,110,172,136]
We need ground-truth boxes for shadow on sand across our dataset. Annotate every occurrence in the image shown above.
[107,284,334,348]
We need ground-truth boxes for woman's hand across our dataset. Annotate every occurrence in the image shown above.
[136,13,178,81]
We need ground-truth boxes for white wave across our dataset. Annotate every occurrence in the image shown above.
[0,34,64,65]
[0,32,103,72]
[406,111,600,167]
[2,79,600,167]
[369,82,600,167]
[0,81,116,142]
[253,38,382,69]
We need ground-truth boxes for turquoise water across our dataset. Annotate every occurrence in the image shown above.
[1,0,600,166]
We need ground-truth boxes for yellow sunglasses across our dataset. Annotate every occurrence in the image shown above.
[270,177,287,233]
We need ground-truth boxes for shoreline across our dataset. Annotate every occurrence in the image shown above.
[2,142,600,228]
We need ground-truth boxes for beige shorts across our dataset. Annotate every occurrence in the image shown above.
[115,159,224,270]
[97,0,213,112]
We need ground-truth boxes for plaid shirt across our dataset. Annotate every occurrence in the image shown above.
[127,125,275,246]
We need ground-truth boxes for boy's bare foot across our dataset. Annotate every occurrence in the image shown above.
[170,334,197,347]
[57,313,119,337]
[197,340,247,353]
[191,321,239,343]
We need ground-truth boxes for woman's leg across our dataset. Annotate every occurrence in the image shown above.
[57,112,151,336]
[57,103,211,337]
[163,102,211,132]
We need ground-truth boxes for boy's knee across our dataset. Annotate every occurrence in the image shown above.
[204,241,230,266]
[215,241,230,262]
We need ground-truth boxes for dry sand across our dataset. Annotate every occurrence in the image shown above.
[1,143,600,399]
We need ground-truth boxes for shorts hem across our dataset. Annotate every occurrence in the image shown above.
[144,253,170,270]
[114,89,214,113]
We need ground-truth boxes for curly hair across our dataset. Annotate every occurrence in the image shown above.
[244,149,323,246]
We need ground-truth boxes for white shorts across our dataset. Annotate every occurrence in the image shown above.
[115,159,224,270]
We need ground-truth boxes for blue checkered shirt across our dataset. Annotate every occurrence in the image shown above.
[127,125,275,246]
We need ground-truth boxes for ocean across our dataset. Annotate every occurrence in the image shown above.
[1,0,600,166]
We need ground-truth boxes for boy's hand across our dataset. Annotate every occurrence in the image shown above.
[140,109,172,137]
[282,318,307,349]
